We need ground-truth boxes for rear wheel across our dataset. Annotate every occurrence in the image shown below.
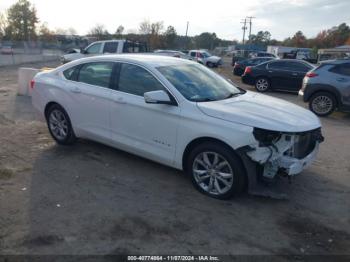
[46,104,77,145]
[309,92,336,117]
[207,62,214,68]
[255,77,270,92]
[186,142,246,199]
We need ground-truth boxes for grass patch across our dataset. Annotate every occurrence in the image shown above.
[0,168,14,179]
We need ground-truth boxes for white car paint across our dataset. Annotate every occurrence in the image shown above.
[31,55,322,193]
[188,50,222,67]
[61,40,146,63]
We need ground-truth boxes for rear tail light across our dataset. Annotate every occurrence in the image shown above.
[244,66,252,74]
[30,79,35,89]
[306,72,318,78]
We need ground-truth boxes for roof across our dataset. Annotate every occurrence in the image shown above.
[320,58,350,65]
[58,54,194,71]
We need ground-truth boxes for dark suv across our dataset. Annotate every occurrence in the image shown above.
[299,59,350,116]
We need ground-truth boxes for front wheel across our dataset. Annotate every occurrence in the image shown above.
[46,104,77,145]
[255,77,270,92]
[186,142,246,199]
[309,92,336,117]
[207,62,214,68]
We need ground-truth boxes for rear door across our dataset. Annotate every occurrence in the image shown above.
[66,62,114,141]
[284,61,313,91]
[329,63,350,108]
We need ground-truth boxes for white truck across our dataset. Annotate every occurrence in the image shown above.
[188,50,222,68]
[61,40,148,63]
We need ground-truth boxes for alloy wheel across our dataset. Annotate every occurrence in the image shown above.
[192,151,234,195]
[311,95,333,115]
[256,78,269,91]
[48,109,69,140]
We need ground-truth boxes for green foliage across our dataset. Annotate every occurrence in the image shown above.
[6,0,38,41]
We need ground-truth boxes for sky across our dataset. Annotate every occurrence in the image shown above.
[0,0,349,40]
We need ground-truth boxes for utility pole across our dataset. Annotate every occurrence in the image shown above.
[241,18,247,45]
[246,16,255,43]
[185,21,189,49]
[185,21,189,37]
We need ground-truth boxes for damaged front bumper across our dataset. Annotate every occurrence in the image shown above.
[246,131,323,179]
[237,128,324,198]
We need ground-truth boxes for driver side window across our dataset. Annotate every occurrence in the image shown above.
[118,63,165,96]
[86,43,102,54]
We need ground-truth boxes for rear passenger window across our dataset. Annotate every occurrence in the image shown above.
[190,52,196,57]
[118,63,165,96]
[78,62,114,88]
[268,61,288,70]
[103,42,118,53]
[63,66,78,80]
[330,63,350,76]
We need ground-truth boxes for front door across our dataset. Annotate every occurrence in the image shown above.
[110,63,181,165]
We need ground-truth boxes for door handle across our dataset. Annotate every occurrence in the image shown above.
[70,86,81,93]
[337,77,346,82]
[113,97,127,104]
[268,70,273,73]
[292,73,298,76]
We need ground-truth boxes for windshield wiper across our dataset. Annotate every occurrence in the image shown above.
[195,98,216,102]
[222,92,244,100]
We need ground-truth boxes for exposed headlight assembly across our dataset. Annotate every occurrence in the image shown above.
[253,128,281,146]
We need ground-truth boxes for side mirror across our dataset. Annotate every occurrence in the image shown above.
[81,49,88,54]
[144,90,175,105]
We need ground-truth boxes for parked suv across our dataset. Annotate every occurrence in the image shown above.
[189,50,222,67]
[299,59,350,116]
[61,40,148,63]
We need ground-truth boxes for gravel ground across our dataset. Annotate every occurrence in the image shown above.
[0,59,349,259]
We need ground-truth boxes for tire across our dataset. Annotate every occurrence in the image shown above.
[309,91,336,117]
[207,62,214,68]
[186,142,246,199]
[46,104,77,145]
[255,77,270,92]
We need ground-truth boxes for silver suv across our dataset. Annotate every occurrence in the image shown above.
[299,59,350,116]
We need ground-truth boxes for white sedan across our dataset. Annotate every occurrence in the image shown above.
[31,55,323,199]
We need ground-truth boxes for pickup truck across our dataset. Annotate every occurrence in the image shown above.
[188,50,222,68]
[61,40,148,63]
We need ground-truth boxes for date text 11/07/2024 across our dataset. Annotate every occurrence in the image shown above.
[127,256,220,261]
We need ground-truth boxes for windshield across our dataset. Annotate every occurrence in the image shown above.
[202,52,211,58]
[157,64,243,102]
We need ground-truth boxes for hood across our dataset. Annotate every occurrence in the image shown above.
[197,91,321,132]
[63,52,85,62]
[207,56,221,62]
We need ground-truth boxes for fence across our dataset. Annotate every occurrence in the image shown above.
[0,40,78,66]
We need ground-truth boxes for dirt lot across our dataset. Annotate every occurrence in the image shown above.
[0,59,350,259]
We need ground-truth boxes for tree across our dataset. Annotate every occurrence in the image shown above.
[164,25,177,48]
[88,24,110,40]
[38,22,55,41]
[139,20,164,50]
[6,0,38,40]
[194,32,219,49]
[115,25,124,36]
[250,31,271,45]
[0,12,7,39]
[139,20,152,35]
